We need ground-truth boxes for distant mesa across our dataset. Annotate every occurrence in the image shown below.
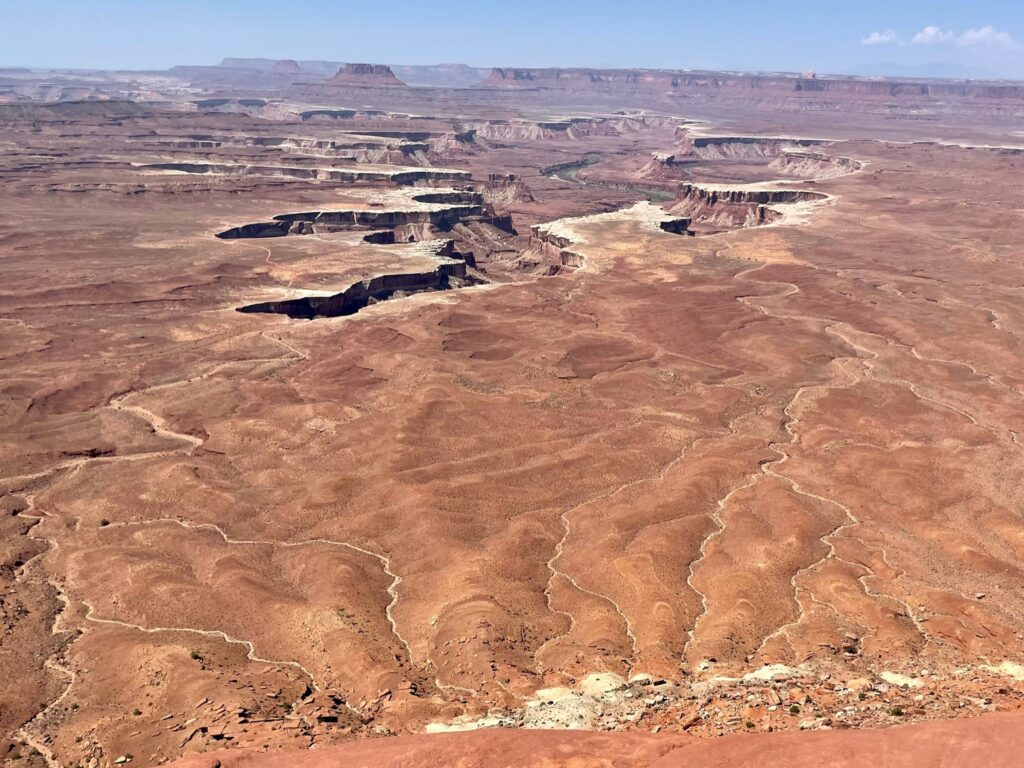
[324,63,406,87]
[215,57,341,76]
[482,66,1024,99]
[486,67,554,87]
[269,59,307,75]
[484,67,671,88]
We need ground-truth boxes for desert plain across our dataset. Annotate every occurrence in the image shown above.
[2,62,1024,766]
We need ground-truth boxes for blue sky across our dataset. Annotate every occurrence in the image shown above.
[4,0,1023,78]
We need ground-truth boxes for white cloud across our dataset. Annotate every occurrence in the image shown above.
[909,24,1021,49]
[861,29,901,46]
[956,26,1021,50]
[912,26,955,46]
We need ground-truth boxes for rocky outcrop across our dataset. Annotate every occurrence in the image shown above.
[217,206,474,239]
[637,153,694,181]
[215,221,293,239]
[527,226,586,272]
[299,109,359,121]
[659,217,693,235]
[481,173,535,205]
[767,150,863,179]
[272,200,486,232]
[324,64,406,87]
[143,131,432,166]
[474,119,577,141]
[421,131,479,163]
[471,116,646,142]
[144,162,318,179]
[641,138,862,182]
[139,133,421,158]
[238,241,468,319]
[670,183,828,230]
[237,261,466,319]
[216,191,514,243]
[676,183,827,206]
[680,136,827,160]
[143,162,469,186]
[191,98,272,116]
[362,231,396,245]
[353,145,430,165]
[391,169,471,184]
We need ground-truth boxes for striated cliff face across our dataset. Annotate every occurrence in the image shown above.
[469,115,650,143]
[670,183,828,230]
[675,183,827,206]
[637,153,694,182]
[767,149,863,179]
[216,196,493,240]
[681,135,826,160]
[214,189,516,277]
[144,162,469,186]
[640,137,863,183]
[238,264,468,318]
[324,63,406,87]
[482,173,535,205]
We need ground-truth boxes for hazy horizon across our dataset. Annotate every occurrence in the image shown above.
[5,0,1024,79]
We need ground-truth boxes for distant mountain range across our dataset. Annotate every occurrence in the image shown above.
[214,58,489,88]
[846,62,1008,80]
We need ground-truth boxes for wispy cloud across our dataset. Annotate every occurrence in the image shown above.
[911,26,955,46]
[862,25,1022,51]
[955,26,1021,50]
[910,25,1020,49]
[861,29,901,46]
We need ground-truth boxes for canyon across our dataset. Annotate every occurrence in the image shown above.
[1,60,1023,768]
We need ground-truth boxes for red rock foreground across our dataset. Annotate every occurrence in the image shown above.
[169,713,1024,768]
